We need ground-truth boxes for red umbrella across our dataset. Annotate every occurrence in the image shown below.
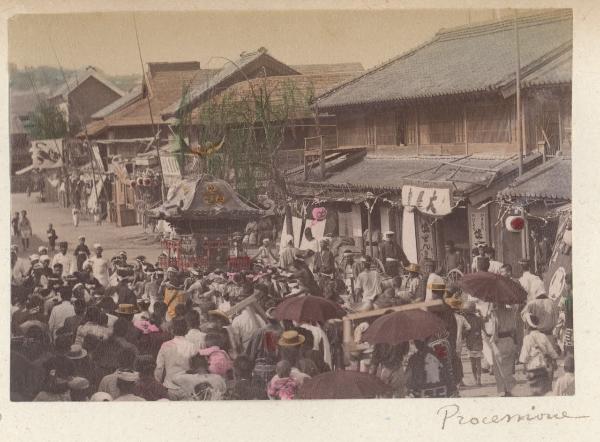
[298,370,391,399]
[274,294,346,323]
[361,309,447,345]
[459,271,527,304]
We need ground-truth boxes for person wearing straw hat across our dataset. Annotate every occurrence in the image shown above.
[277,330,310,386]
[423,258,444,301]
[519,313,559,395]
[380,231,409,277]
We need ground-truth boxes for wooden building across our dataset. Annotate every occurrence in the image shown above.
[290,11,572,274]
[47,67,124,135]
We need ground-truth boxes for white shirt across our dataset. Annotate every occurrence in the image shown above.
[424,353,443,384]
[489,260,504,274]
[48,300,75,339]
[89,256,110,287]
[519,271,546,302]
[51,252,73,277]
[553,372,575,396]
[185,328,207,351]
[172,373,227,399]
[300,323,332,369]
[355,269,382,301]
[155,336,198,389]
[454,313,471,355]
[518,329,558,368]
[12,258,31,285]
[231,309,266,353]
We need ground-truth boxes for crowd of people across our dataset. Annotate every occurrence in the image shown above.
[10,225,574,401]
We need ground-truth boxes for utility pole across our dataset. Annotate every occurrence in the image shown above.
[515,10,524,176]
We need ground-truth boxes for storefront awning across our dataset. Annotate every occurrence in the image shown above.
[498,156,571,202]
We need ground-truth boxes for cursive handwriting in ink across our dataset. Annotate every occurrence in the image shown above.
[437,404,590,430]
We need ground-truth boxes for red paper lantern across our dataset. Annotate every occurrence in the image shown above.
[505,215,525,232]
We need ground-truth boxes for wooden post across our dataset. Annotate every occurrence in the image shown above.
[415,105,421,156]
[342,317,353,365]
[463,104,469,155]
[515,11,523,176]
[521,207,528,259]
[303,138,308,180]
[557,103,563,154]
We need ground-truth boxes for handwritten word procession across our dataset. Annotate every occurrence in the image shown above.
[437,404,589,430]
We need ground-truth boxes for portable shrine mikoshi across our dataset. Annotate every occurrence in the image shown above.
[148,175,263,272]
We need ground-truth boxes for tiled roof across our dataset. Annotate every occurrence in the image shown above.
[91,85,143,119]
[316,11,572,109]
[161,49,300,118]
[290,63,364,75]
[189,72,358,122]
[521,47,572,87]
[301,153,541,196]
[498,156,571,200]
[85,65,217,136]
[49,67,125,100]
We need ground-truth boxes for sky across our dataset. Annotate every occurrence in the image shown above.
[6,9,525,76]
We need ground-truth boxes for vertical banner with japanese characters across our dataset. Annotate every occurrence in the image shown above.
[468,206,489,248]
[416,212,437,263]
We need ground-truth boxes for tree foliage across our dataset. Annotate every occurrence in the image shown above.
[174,74,314,203]
[26,101,68,140]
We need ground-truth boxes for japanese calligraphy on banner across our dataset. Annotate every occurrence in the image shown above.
[469,207,489,247]
[416,213,437,262]
[401,185,452,216]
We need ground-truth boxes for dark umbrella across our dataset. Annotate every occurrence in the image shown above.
[459,271,527,304]
[361,309,447,345]
[298,370,391,399]
[274,294,346,323]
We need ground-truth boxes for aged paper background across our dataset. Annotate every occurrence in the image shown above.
[0,0,598,440]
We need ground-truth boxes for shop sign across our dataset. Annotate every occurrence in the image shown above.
[402,185,452,216]
[469,208,489,246]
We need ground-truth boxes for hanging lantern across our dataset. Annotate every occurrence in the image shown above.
[505,215,525,232]
[143,177,152,187]
[312,207,328,222]
[136,177,144,186]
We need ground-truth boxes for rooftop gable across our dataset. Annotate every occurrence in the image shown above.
[161,48,300,119]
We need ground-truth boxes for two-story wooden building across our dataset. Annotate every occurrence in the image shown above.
[289,10,572,272]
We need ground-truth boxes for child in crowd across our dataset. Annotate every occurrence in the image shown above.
[47,224,58,252]
[72,208,80,228]
[462,301,484,386]
[267,360,298,400]
[553,355,575,396]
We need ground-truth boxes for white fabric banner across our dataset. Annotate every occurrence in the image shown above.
[402,207,418,264]
[401,184,452,216]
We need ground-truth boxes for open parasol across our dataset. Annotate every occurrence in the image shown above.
[298,370,391,399]
[459,271,527,304]
[361,309,447,345]
[274,294,346,323]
